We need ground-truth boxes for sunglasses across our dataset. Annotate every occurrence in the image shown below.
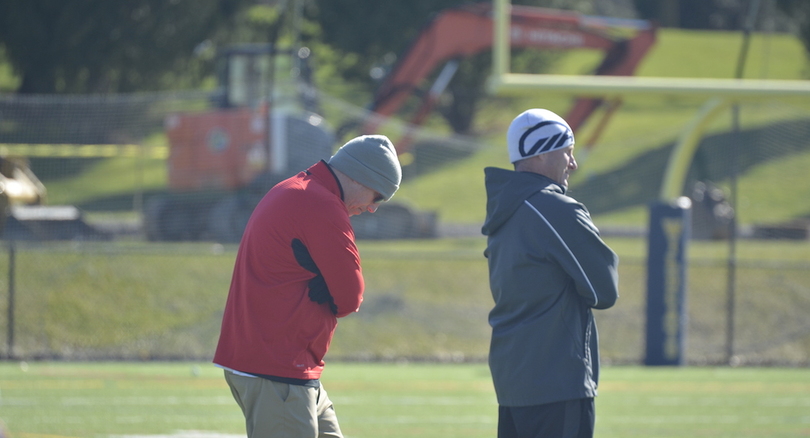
[373,193,385,204]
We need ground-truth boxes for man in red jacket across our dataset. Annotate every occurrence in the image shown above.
[214,135,402,438]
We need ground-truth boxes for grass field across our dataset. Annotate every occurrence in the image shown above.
[1,362,809,438]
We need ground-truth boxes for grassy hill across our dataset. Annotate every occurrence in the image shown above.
[18,28,810,230]
[392,27,810,227]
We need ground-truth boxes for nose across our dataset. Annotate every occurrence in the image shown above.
[367,204,379,213]
[569,156,578,170]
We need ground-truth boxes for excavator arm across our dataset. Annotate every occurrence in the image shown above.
[363,2,657,151]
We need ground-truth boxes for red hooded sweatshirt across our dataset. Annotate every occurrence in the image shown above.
[213,160,363,379]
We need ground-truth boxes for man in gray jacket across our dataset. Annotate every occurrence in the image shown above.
[482,108,619,438]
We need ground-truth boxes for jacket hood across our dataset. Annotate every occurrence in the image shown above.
[481,167,565,236]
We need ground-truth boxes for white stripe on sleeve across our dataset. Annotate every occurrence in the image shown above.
[524,200,599,307]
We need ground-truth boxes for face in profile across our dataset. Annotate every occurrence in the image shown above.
[539,145,578,187]
[345,183,384,216]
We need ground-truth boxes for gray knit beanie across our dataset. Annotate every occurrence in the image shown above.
[328,135,402,201]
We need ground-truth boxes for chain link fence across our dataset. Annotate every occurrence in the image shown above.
[1,241,809,365]
[1,92,809,365]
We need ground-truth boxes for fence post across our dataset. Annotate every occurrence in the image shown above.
[6,241,15,359]
[645,197,691,366]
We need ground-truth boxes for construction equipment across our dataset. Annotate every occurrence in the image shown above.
[0,156,108,241]
[0,156,46,235]
[147,5,656,242]
[144,45,335,242]
[361,2,657,152]
[349,4,656,237]
[147,43,441,242]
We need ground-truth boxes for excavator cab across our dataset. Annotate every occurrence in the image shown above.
[219,45,274,109]
[211,44,316,111]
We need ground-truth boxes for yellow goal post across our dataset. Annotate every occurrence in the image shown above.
[488,0,810,202]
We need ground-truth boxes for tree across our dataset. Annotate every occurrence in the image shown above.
[776,0,810,55]
[633,0,751,29]
[0,0,250,93]
[311,0,467,83]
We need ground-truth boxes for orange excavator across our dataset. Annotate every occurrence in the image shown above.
[145,45,336,242]
[147,4,656,242]
[361,2,657,152]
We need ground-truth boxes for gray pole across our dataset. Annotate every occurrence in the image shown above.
[7,241,15,359]
[728,0,761,365]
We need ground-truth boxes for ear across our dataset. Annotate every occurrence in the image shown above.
[514,155,537,172]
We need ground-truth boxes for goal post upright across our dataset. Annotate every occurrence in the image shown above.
[492,0,510,84]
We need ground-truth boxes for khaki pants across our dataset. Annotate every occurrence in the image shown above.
[224,370,343,438]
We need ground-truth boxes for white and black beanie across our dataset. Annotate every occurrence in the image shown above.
[506,108,575,164]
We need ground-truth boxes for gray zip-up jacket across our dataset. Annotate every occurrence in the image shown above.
[482,167,619,407]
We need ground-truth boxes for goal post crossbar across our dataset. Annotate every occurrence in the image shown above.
[490,0,810,202]
[490,0,810,101]
[488,73,810,101]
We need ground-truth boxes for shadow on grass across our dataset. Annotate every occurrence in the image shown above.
[572,118,810,216]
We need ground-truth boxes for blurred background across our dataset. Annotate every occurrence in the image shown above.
[0,0,809,366]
